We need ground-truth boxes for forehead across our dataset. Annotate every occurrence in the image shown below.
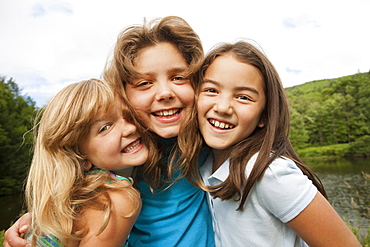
[134,43,188,70]
[92,95,126,118]
[205,55,264,89]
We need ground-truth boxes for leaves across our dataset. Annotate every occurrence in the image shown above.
[0,76,36,195]
[287,72,370,151]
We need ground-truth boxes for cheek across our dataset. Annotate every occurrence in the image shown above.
[126,89,151,110]
[179,85,195,107]
[196,96,209,115]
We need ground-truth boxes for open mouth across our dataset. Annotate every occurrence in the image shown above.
[209,119,235,129]
[122,139,141,153]
[152,108,181,118]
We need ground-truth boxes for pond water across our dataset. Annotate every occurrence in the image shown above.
[309,158,369,237]
[1,158,369,234]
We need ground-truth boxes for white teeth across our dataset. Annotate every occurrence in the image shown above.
[123,139,140,153]
[209,119,234,129]
[155,109,179,117]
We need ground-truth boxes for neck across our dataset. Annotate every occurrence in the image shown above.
[156,135,177,146]
[114,167,134,177]
[212,148,230,173]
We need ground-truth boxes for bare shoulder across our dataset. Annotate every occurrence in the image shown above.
[107,182,142,217]
[75,182,141,247]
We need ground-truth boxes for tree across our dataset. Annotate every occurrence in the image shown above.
[0,76,36,195]
[289,107,309,149]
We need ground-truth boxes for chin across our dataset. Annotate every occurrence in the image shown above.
[154,128,179,139]
[157,133,178,139]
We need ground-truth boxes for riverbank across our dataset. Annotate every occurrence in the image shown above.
[298,139,370,162]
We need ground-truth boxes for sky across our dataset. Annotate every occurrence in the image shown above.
[1,0,369,107]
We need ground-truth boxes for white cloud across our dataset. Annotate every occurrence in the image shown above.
[1,0,369,106]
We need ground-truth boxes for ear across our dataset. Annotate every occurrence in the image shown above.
[258,120,265,128]
[84,160,93,170]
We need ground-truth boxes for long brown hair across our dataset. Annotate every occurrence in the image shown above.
[179,41,327,210]
[103,16,204,189]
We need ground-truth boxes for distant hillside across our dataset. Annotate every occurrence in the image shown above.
[285,72,370,155]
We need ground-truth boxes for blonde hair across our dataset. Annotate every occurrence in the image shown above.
[25,78,147,246]
[104,16,204,189]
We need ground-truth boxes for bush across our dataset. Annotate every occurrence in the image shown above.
[348,135,370,157]
[0,178,21,195]
[297,143,350,159]
[0,230,4,246]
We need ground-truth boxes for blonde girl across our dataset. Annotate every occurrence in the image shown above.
[25,78,157,246]
[179,41,361,246]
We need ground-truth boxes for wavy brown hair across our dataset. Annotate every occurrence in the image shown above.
[103,16,204,189]
[178,41,327,210]
[25,79,157,246]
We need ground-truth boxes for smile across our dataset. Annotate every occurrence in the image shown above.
[209,119,235,129]
[153,108,181,118]
[122,139,141,153]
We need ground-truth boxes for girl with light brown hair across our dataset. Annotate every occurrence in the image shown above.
[24,78,155,246]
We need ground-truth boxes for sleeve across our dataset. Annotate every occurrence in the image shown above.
[255,157,318,223]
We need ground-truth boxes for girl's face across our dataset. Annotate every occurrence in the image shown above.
[80,100,148,175]
[125,42,195,138]
[197,54,266,150]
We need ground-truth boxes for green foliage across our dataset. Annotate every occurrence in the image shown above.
[287,73,370,153]
[343,215,370,246]
[0,230,4,246]
[348,135,370,157]
[289,107,309,149]
[297,143,350,159]
[0,76,37,195]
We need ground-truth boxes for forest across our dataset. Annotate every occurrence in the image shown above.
[0,72,369,196]
[287,72,370,159]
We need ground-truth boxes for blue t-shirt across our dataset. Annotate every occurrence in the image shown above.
[128,138,215,246]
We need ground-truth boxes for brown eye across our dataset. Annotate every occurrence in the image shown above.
[237,95,252,101]
[99,125,111,133]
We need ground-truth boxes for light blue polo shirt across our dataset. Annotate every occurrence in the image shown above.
[201,152,317,247]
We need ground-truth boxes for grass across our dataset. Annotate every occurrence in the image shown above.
[341,171,370,246]
[0,230,4,245]
[343,216,370,246]
[297,143,350,160]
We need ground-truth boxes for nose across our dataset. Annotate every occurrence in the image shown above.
[155,80,175,101]
[213,95,233,115]
[121,119,137,137]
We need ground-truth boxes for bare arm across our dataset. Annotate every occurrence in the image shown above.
[72,189,141,247]
[287,192,361,247]
[3,213,31,247]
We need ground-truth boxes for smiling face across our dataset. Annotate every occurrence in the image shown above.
[197,54,266,151]
[125,42,195,138]
[80,100,149,175]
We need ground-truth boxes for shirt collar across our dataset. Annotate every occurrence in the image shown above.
[200,152,231,186]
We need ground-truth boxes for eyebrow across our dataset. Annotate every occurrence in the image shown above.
[90,111,115,126]
[203,79,260,95]
[170,67,188,73]
[136,67,188,78]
